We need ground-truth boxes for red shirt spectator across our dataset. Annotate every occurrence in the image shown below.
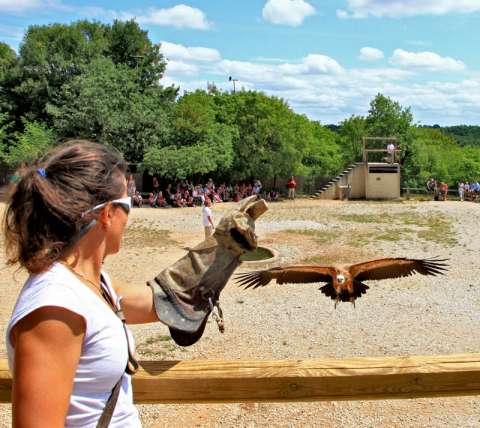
[287,176,297,199]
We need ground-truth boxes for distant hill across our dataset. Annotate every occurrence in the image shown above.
[325,124,340,133]
[417,125,480,146]
[327,123,480,146]
[440,125,480,146]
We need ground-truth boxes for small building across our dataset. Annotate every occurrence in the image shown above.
[313,137,401,200]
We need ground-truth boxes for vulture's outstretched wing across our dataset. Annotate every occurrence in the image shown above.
[236,265,335,289]
[349,257,448,281]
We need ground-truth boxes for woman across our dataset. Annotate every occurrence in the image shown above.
[5,140,158,427]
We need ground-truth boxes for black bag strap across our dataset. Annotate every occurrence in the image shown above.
[96,378,122,428]
[95,276,139,427]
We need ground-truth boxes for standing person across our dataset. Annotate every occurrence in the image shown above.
[252,179,262,195]
[287,176,297,200]
[439,182,449,201]
[426,178,435,193]
[127,174,136,198]
[202,197,215,239]
[152,176,160,196]
[4,140,161,427]
[386,141,396,163]
[458,181,465,202]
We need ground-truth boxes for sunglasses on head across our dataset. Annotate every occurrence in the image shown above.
[82,196,132,217]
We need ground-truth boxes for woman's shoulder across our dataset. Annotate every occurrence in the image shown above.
[11,264,92,322]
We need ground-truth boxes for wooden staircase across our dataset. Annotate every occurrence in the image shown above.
[311,162,362,199]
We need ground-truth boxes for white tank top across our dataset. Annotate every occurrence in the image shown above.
[6,262,142,427]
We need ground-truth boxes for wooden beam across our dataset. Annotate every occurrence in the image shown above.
[2,354,480,404]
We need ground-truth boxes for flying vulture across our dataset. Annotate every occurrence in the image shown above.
[236,257,448,306]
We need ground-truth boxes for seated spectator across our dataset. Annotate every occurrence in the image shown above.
[152,176,160,195]
[226,184,233,200]
[165,183,174,205]
[184,190,194,207]
[149,192,156,207]
[266,190,279,202]
[172,191,186,208]
[156,191,169,208]
[212,190,222,203]
[192,185,204,205]
[217,183,226,201]
[207,178,215,192]
[133,190,143,207]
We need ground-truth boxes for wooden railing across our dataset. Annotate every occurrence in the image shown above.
[2,354,480,403]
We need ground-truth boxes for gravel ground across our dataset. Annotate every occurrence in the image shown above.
[1,198,480,427]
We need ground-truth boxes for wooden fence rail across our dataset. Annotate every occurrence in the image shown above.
[2,354,480,404]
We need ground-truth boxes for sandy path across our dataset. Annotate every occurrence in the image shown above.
[1,199,479,427]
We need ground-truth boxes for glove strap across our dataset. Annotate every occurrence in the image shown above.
[208,297,225,333]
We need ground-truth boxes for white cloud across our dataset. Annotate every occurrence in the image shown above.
[162,46,480,125]
[136,5,211,30]
[160,41,221,63]
[359,47,384,61]
[0,0,70,13]
[279,54,344,75]
[165,61,199,76]
[390,49,466,72]
[262,0,315,26]
[0,2,212,31]
[219,60,275,83]
[337,0,480,19]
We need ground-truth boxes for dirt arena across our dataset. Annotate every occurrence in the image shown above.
[1,198,479,427]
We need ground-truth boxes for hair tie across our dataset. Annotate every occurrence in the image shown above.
[37,168,47,177]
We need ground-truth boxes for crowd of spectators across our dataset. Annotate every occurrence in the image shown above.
[127,175,281,209]
[457,180,480,201]
[426,178,449,201]
[426,178,480,202]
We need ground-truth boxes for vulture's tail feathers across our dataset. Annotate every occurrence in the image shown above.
[319,282,369,304]
[353,282,369,298]
[319,283,336,299]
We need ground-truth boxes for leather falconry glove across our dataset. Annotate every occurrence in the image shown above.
[147,195,268,346]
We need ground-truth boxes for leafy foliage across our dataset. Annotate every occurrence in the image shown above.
[337,115,366,161]
[46,58,171,163]
[1,118,54,167]
[1,20,479,189]
[424,125,480,147]
[402,127,480,187]
[143,90,234,178]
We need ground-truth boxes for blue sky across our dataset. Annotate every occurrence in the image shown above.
[1,0,480,125]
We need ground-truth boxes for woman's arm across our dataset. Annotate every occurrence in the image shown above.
[11,307,84,428]
[113,279,159,324]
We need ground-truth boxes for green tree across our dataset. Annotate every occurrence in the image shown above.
[10,20,168,125]
[0,42,18,115]
[1,118,54,167]
[301,120,343,176]
[402,127,480,187]
[107,20,166,88]
[364,93,414,166]
[13,21,110,123]
[143,90,234,178]
[338,114,366,162]
[365,93,413,137]
[47,58,171,162]
[213,91,302,180]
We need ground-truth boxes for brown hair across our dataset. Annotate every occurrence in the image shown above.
[4,140,127,273]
